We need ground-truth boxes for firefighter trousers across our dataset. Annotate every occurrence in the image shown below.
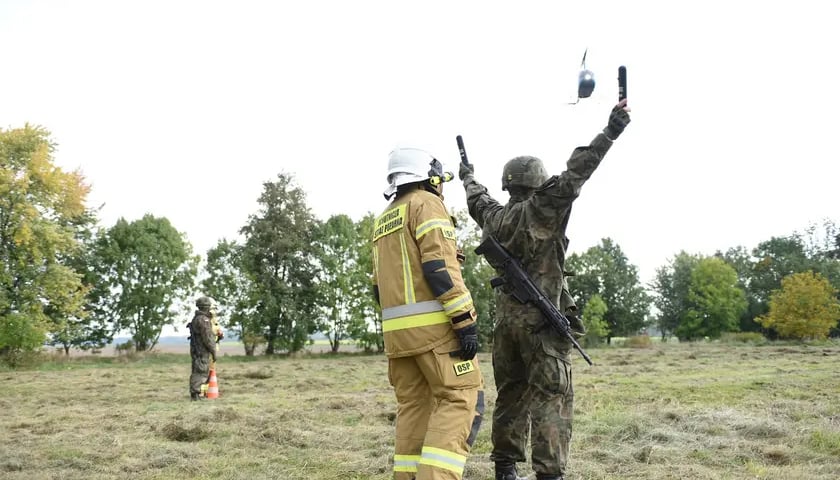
[389,342,484,480]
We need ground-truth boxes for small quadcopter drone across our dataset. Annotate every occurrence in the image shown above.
[569,49,627,104]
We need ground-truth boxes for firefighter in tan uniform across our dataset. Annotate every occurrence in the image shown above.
[373,146,484,480]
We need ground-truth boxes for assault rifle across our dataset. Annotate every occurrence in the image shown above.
[475,235,593,365]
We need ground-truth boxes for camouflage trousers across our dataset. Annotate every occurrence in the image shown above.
[490,296,574,477]
[190,352,211,395]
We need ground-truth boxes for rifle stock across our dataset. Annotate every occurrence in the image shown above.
[475,235,593,365]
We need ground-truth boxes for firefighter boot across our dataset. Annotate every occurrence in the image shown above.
[495,463,527,480]
[536,475,564,480]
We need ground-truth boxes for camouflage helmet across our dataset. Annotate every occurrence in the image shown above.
[501,156,549,191]
[195,296,215,310]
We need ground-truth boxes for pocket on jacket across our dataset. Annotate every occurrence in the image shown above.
[432,342,482,390]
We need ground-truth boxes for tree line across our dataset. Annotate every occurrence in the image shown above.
[2,126,839,365]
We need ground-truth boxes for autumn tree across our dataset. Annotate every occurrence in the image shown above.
[240,173,319,354]
[89,215,198,351]
[757,271,840,340]
[0,125,91,362]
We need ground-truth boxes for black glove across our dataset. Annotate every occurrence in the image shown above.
[567,314,586,339]
[459,160,474,181]
[454,324,479,360]
[604,103,631,140]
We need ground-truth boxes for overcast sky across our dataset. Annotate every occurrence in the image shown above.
[2,0,838,288]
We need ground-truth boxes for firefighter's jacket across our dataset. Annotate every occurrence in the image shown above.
[373,187,476,358]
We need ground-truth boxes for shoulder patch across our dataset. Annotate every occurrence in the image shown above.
[442,226,456,241]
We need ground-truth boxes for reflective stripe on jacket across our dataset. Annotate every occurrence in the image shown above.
[373,187,476,358]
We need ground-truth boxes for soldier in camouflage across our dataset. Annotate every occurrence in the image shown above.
[187,296,217,401]
[459,100,631,480]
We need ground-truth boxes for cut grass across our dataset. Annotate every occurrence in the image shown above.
[1,341,839,479]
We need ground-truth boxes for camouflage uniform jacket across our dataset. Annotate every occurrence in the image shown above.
[188,310,217,357]
[463,133,614,312]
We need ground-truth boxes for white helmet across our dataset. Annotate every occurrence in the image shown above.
[383,146,445,198]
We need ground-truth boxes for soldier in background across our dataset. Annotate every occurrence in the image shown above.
[187,296,217,401]
[459,100,631,480]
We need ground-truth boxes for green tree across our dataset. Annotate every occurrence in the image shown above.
[757,271,840,340]
[453,209,496,351]
[347,213,382,352]
[90,215,198,351]
[676,257,747,341]
[717,246,766,334]
[580,293,609,347]
[314,214,368,353]
[651,252,700,340]
[202,239,263,355]
[47,208,113,355]
[565,238,650,342]
[0,125,91,362]
[798,219,840,291]
[240,173,319,354]
[750,236,811,307]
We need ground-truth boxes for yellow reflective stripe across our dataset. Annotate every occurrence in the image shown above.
[394,454,420,472]
[419,446,466,474]
[399,233,415,304]
[382,311,449,332]
[442,292,473,315]
[415,218,452,240]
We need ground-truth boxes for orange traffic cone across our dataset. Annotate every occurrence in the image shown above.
[206,369,219,399]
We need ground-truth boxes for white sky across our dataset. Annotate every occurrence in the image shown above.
[2,0,838,288]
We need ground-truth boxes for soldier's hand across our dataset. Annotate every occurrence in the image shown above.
[604,99,631,140]
[567,314,586,339]
[454,324,479,360]
[459,160,475,181]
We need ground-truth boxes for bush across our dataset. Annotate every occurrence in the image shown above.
[0,313,48,367]
[624,335,654,349]
[114,339,135,354]
[720,332,767,345]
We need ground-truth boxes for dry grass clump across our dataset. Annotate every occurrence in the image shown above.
[160,422,211,442]
[242,368,274,379]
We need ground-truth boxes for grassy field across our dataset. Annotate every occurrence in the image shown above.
[2,341,839,480]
